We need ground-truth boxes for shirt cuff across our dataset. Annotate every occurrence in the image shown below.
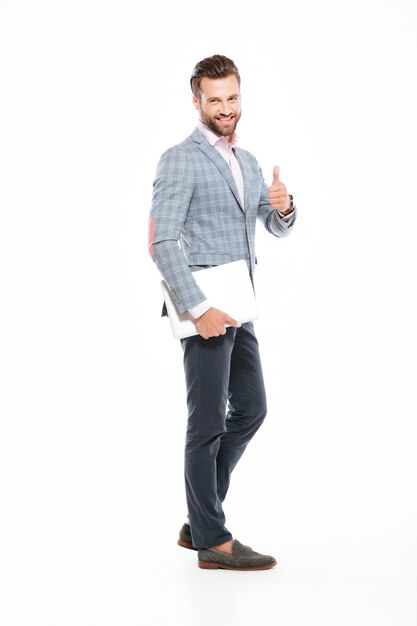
[188,300,211,319]
[278,208,295,221]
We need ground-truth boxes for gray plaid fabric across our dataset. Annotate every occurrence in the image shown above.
[149,127,296,314]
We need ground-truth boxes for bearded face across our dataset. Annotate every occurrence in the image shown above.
[194,75,242,138]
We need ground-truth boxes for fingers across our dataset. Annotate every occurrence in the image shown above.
[195,309,241,339]
[203,320,240,338]
[268,187,287,199]
[199,327,225,340]
[225,316,241,328]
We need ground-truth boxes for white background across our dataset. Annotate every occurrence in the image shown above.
[1,1,416,625]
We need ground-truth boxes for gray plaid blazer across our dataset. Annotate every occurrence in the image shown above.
[149,127,296,314]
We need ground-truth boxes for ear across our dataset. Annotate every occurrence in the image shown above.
[192,95,200,111]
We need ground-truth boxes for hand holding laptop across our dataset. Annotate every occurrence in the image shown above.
[194,307,241,340]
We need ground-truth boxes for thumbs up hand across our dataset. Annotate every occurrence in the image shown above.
[268,165,291,213]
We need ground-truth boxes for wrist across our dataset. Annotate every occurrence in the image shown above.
[278,194,294,217]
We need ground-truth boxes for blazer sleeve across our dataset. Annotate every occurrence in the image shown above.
[148,146,207,314]
[256,163,297,237]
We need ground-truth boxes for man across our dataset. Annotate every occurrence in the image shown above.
[149,55,296,570]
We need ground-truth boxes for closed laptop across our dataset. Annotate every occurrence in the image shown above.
[161,260,260,339]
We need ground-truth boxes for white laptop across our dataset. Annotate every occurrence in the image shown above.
[161,259,260,339]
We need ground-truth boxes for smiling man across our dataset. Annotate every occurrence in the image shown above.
[149,55,296,570]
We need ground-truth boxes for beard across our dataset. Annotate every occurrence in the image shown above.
[200,109,241,137]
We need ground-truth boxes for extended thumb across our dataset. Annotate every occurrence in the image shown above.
[272,165,280,185]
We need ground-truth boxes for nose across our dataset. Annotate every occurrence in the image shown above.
[218,102,232,116]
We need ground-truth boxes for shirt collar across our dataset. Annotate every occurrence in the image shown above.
[197,120,239,148]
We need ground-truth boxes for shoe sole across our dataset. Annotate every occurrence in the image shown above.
[177,539,198,551]
[198,559,277,571]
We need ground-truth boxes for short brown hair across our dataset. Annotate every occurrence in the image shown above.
[190,54,240,99]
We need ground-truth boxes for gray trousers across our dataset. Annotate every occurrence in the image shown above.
[181,322,267,548]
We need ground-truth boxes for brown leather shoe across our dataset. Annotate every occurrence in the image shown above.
[177,523,198,551]
[198,539,277,570]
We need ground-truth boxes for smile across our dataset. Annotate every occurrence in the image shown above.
[216,115,235,123]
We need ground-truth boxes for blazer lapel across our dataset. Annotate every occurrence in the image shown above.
[192,128,245,213]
